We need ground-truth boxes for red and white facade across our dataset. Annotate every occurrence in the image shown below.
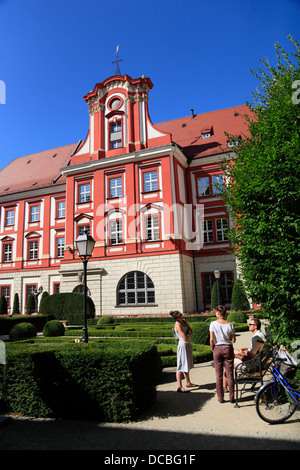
[0,73,250,315]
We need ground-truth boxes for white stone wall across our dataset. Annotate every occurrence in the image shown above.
[0,252,237,316]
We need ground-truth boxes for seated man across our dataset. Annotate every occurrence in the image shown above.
[223,317,265,390]
[234,317,266,366]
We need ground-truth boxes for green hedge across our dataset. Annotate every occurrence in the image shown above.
[43,320,65,337]
[39,293,95,321]
[0,342,162,422]
[9,322,37,340]
[227,311,248,323]
[0,314,54,336]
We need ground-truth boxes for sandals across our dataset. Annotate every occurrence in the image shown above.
[177,387,190,393]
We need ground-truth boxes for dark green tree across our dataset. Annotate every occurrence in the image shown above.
[222,36,300,343]
[12,293,20,315]
[210,281,224,309]
[0,295,8,315]
[39,290,49,312]
[26,293,36,315]
[231,279,250,311]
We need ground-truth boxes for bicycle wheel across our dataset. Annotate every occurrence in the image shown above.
[255,380,298,424]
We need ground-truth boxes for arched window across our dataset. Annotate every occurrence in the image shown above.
[117,271,155,306]
[73,285,91,297]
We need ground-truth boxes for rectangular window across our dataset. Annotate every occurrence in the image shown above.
[110,121,122,149]
[220,273,233,301]
[57,201,65,218]
[202,220,214,243]
[197,177,210,196]
[143,171,158,192]
[79,183,90,203]
[78,225,90,235]
[203,272,233,304]
[216,218,229,242]
[109,220,123,245]
[145,215,159,241]
[203,274,215,302]
[26,284,37,305]
[29,240,38,260]
[53,282,60,294]
[5,209,14,226]
[109,177,123,198]
[56,237,65,258]
[3,243,12,262]
[30,205,39,222]
[212,174,225,194]
[1,285,10,303]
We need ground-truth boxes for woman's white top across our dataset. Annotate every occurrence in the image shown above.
[209,321,235,346]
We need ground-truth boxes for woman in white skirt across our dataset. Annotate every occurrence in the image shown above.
[170,310,196,392]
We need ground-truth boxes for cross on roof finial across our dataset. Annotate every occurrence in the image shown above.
[112,45,123,75]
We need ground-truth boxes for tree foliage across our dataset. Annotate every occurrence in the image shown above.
[231,279,250,311]
[222,36,300,343]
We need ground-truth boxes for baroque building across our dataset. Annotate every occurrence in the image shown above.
[0,71,249,316]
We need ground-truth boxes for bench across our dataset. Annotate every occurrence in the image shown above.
[234,344,273,407]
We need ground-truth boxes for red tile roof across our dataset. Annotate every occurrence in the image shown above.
[0,143,78,196]
[155,104,251,159]
[0,105,251,198]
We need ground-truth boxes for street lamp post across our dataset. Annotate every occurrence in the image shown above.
[214,269,220,305]
[75,229,95,343]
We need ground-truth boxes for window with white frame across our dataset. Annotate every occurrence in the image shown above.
[216,218,229,242]
[56,237,65,258]
[145,214,160,241]
[117,271,155,306]
[109,220,123,245]
[197,177,210,196]
[110,121,122,149]
[79,183,91,203]
[28,240,38,260]
[202,220,214,243]
[78,224,90,236]
[143,170,158,192]
[5,209,14,226]
[3,242,12,262]
[212,174,225,194]
[109,176,123,198]
[30,205,39,222]
[57,200,65,218]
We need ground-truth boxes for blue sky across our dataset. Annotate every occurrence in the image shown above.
[0,0,299,170]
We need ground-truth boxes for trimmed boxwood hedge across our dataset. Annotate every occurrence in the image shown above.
[43,320,65,337]
[9,322,37,340]
[0,314,54,336]
[39,293,95,321]
[0,341,162,422]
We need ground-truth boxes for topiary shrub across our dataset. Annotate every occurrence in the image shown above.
[231,279,250,311]
[39,291,49,313]
[12,293,20,315]
[192,323,210,345]
[43,320,65,337]
[39,292,95,321]
[97,316,115,326]
[210,282,225,309]
[26,294,36,315]
[227,311,247,324]
[9,322,37,340]
[0,295,8,316]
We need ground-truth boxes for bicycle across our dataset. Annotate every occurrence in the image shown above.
[255,344,300,424]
